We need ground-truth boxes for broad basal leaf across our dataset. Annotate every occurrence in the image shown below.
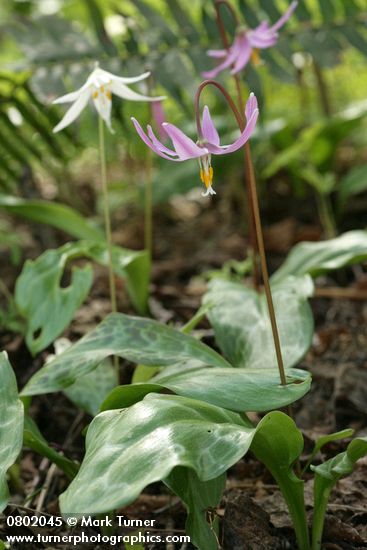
[203,276,314,370]
[165,468,225,550]
[101,366,311,413]
[21,313,230,396]
[272,230,367,282]
[0,352,24,512]
[15,247,94,355]
[60,394,254,517]
[15,241,150,354]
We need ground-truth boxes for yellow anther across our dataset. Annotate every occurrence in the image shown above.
[106,90,112,100]
[92,90,99,99]
[251,49,261,66]
[100,85,104,92]
[200,166,214,188]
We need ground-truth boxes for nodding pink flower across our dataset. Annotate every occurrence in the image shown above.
[203,1,297,79]
[132,93,259,197]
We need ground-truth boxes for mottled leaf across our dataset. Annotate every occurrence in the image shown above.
[0,352,24,512]
[203,276,314,370]
[21,313,230,396]
[101,367,311,413]
[15,248,94,355]
[60,394,254,516]
[272,230,367,282]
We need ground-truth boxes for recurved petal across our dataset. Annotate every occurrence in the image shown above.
[53,90,90,133]
[112,71,151,84]
[147,125,175,155]
[205,105,259,155]
[245,92,258,122]
[248,28,278,48]
[111,81,165,102]
[162,123,208,160]
[271,1,298,32]
[202,36,242,79]
[202,106,220,146]
[131,118,180,161]
[53,80,90,104]
[230,34,252,74]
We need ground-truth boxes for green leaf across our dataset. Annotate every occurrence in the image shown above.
[101,367,311,413]
[272,230,367,282]
[302,429,354,474]
[338,164,367,208]
[203,276,314,370]
[59,394,254,517]
[15,248,94,355]
[311,437,367,550]
[15,240,150,354]
[0,352,24,512]
[0,195,103,241]
[165,468,225,550]
[64,359,118,416]
[251,412,309,550]
[23,416,78,479]
[21,313,231,396]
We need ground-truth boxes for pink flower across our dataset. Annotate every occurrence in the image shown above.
[203,1,297,78]
[132,93,258,196]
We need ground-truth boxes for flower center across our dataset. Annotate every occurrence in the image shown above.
[92,84,112,101]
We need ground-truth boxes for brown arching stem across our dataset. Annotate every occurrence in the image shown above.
[214,0,260,289]
[195,80,287,387]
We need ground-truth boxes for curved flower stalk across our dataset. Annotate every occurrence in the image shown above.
[53,66,165,133]
[203,1,298,78]
[132,92,258,196]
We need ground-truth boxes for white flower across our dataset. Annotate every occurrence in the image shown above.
[53,66,165,133]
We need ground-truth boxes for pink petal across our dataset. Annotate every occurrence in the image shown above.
[206,105,259,155]
[147,125,174,155]
[230,34,252,74]
[248,28,278,48]
[271,1,297,32]
[245,93,258,123]
[202,36,242,79]
[162,123,208,160]
[202,106,220,146]
[131,118,180,161]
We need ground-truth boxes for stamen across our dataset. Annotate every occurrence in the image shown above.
[92,91,99,99]
[251,49,261,66]
[106,90,112,101]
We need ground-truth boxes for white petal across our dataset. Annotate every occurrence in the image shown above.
[110,80,165,102]
[53,90,90,133]
[53,81,90,104]
[111,71,151,84]
[93,93,113,133]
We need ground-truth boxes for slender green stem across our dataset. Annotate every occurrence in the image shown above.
[311,486,331,550]
[316,192,337,239]
[98,116,119,379]
[144,147,153,258]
